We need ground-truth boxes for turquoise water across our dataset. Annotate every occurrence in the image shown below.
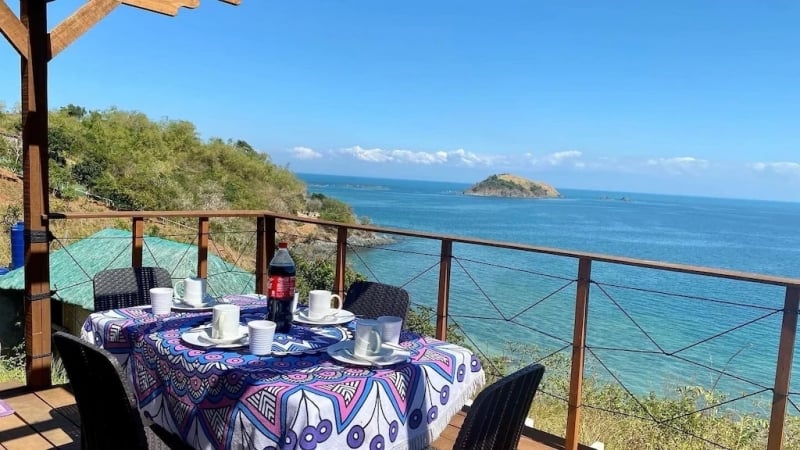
[298,173,800,403]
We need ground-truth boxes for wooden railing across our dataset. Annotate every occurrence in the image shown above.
[47,209,800,450]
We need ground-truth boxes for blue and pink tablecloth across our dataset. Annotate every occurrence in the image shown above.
[81,295,485,450]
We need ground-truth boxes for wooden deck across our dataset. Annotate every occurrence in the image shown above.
[0,382,80,450]
[0,381,568,450]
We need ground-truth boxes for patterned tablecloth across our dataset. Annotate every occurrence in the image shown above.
[81,296,485,450]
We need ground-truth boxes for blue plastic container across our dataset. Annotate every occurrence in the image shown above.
[10,221,24,269]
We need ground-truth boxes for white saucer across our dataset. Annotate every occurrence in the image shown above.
[326,341,410,367]
[294,308,355,326]
[181,324,249,348]
[172,294,217,311]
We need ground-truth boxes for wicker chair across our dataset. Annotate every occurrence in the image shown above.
[343,281,411,323]
[453,363,545,450]
[53,331,192,450]
[93,267,173,311]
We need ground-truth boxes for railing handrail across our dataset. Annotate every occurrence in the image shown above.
[48,209,800,288]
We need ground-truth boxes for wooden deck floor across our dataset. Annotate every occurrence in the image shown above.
[0,382,80,450]
[0,381,563,450]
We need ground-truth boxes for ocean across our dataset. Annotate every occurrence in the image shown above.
[297,172,800,403]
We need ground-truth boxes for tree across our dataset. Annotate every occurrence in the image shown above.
[60,104,86,119]
[71,157,105,187]
[47,127,74,166]
[233,139,256,155]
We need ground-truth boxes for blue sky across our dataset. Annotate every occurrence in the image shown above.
[1,1,799,201]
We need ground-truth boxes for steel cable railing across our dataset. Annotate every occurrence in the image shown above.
[42,210,800,450]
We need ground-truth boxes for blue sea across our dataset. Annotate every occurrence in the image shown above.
[298,173,800,406]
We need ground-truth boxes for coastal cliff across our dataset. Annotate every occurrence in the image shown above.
[464,173,560,198]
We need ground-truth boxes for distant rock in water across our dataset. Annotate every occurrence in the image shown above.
[464,173,561,198]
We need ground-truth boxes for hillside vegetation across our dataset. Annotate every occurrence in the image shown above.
[0,103,365,267]
[0,103,360,218]
[3,104,302,212]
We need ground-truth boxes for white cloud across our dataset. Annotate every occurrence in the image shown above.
[527,150,583,167]
[339,146,494,167]
[292,146,322,160]
[751,161,800,176]
[546,150,583,165]
[645,156,709,174]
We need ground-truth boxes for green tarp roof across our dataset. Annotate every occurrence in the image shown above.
[0,228,255,310]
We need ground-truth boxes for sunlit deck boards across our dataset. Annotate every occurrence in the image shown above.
[430,410,555,450]
[0,381,80,450]
[0,381,558,450]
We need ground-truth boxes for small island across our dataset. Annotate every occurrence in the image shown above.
[464,173,561,198]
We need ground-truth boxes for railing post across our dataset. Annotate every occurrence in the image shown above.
[767,285,800,450]
[436,239,452,341]
[131,217,144,267]
[266,216,276,265]
[197,217,209,278]
[334,226,347,297]
[256,216,277,295]
[566,257,591,450]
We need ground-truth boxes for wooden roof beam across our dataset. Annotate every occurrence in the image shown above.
[122,0,200,16]
[0,0,28,58]
[50,0,120,60]
[122,0,240,16]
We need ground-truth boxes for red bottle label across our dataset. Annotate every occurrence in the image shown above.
[269,275,296,299]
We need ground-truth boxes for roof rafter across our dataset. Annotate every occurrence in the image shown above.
[50,0,119,59]
[122,0,198,16]
[2,0,243,62]
[0,0,28,58]
[121,0,241,16]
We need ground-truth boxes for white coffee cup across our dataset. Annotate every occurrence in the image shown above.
[176,277,206,306]
[354,319,382,358]
[212,304,240,340]
[150,287,173,315]
[377,316,403,346]
[248,320,276,356]
[308,290,342,320]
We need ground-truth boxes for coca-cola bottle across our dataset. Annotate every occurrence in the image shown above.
[267,242,296,333]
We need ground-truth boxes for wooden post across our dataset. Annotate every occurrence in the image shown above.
[266,216,276,267]
[334,226,347,297]
[256,216,276,296]
[197,216,209,278]
[565,257,591,450]
[255,217,268,295]
[1,0,243,393]
[20,0,52,389]
[131,217,144,267]
[767,286,800,450]
[435,240,452,341]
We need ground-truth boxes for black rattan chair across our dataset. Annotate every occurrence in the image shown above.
[453,363,545,450]
[343,281,410,323]
[53,331,192,450]
[93,267,173,311]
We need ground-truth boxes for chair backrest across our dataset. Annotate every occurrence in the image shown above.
[454,363,545,450]
[53,331,150,450]
[343,281,410,323]
[93,266,173,311]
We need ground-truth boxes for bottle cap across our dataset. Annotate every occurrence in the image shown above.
[278,242,288,248]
